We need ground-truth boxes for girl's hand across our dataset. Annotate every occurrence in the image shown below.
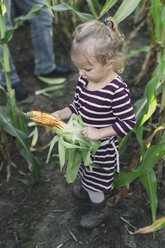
[51,107,72,121]
[51,111,61,120]
[81,126,101,140]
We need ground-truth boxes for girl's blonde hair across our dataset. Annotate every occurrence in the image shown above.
[71,17,126,73]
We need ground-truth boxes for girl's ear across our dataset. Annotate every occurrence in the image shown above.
[105,60,115,70]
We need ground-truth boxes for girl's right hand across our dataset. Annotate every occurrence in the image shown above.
[51,107,72,121]
[51,111,61,120]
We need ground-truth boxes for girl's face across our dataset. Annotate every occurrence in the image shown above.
[71,39,115,84]
[72,54,109,84]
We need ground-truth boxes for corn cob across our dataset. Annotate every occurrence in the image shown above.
[26,110,66,130]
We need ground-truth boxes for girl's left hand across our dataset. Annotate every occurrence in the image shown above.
[81,126,100,140]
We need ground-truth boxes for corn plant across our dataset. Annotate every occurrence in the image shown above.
[0,1,47,185]
[112,0,165,233]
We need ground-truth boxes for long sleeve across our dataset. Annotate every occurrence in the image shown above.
[111,86,136,138]
[68,80,80,115]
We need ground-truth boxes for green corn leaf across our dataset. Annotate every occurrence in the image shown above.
[114,0,141,23]
[77,140,89,150]
[139,142,165,174]
[0,3,7,15]
[127,46,151,58]
[17,111,29,135]
[35,84,64,95]
[31,126,39,147]
[52,3,94,22]
[76,115,86,127]
[150,0,163,41]
[145,55,165,101]
[162,5,165,24]
[46,135,58,163]
[72,132,89,147]
[134,82,162,128]
[118,132,132,156]
[37,76,66,85]
[0,107,41,185]
[44,0,54,17]
[162,6,165,45]
[161,134,165,143]
[90,139,102,155]
[140,169,157,222]
[135,125,147,160]
[90,0,101,12]
[139,93,157,127]
[114,170,139,188]
[17,4,47,20]
[134,0,143,24]
[65,149,82,183]
[86,0,98,18]
[98,0,118,19]
[74,11,94,22]
[0,107,29,146]
[52,2,73,11]
[134,97,149,128]
[60,136,86,149]
[0,52,4,70]
[81,149,91,166]
[62,114,100,150]
[58,136,66,169]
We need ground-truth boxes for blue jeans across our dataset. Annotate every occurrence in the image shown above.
[0,0,56,87]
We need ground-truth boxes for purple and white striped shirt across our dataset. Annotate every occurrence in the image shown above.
[69,76,136,192]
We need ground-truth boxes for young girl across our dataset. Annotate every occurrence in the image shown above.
[52,17,136,229]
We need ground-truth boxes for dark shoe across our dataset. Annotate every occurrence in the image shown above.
[80,200,109,229]
[39,66,71,78]
[13,83,28,101]
[72,185,89,201]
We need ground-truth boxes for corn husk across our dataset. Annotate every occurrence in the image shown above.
[26,111,101,183]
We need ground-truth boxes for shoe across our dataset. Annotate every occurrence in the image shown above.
[72,185,90,201]
[80,200,109,229]
[39,66,71,78]
[13,83,28,101]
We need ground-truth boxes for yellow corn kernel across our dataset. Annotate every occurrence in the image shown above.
[26,110,66,130]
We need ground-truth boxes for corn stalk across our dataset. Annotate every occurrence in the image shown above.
[0,1,17,125]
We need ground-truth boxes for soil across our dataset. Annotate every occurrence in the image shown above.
[0,10,165,248]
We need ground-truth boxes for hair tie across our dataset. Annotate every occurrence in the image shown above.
[103,19,108,25]
[103,19,114,30]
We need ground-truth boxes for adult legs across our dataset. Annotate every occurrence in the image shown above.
[0,0,70,100]
[14,0,56,75]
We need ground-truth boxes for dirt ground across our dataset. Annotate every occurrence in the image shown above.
[0,10,165,248]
